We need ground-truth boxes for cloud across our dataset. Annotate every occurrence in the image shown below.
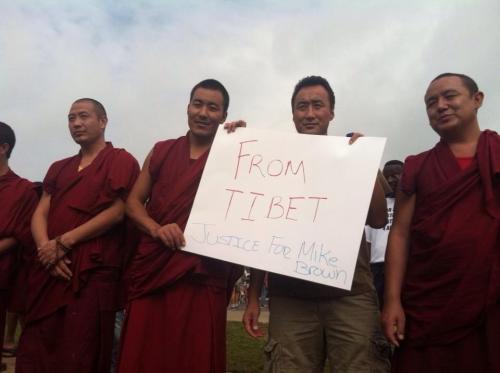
[1,0,499,180]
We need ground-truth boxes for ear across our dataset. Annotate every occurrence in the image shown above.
[0,143,8,157]
[100,116,108,130]
[220,111,228,124]
[329,110,335,122]
[473,91,484,110]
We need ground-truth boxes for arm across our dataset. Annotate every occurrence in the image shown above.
[366,173,387,228]
[381,189,415,346]
[38,196,126,267]
[31,191,51,248]
[347,133,387,228]
[242,269,265,338]
[0,237,17,255]
[125,151,185,249]
[58,198,125,248]
[32,192,70,278]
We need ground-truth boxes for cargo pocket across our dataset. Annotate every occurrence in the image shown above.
[370,333,392,372]
[263,338,282,373]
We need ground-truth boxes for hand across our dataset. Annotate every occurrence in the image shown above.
[381,299,406,347]
[37,240,61,268]
[347,132,364,145]
[153,223,186,250]
[243,301,264,338]
[224,120,247,133]
[49,257,72,281]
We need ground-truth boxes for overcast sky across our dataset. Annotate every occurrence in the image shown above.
[2,0,499,181]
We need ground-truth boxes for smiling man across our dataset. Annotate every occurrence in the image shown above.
[118,79,243,373]
[16,98,139,373]
[382,73,500,373]
[243,76,390,373]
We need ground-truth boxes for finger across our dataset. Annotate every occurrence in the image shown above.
[157,228,174,248]
[396,317,405,342]
[348,132,364,144]
[53,265,71,281]
[58,261,73,278]
[251,317,264,337]
[173,225,186,247]
[243,314,258,338]
[382,319,398,346]
[223,122,236,133]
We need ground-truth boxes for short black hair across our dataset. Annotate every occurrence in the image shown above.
[190,79,230,113]
[0,121,15,159]
[384,160,404,167]
[291,76,335,111]
[73,98,108,119]
[431,73,479,96]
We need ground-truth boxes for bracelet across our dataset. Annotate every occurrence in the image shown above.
[55,236,72,254]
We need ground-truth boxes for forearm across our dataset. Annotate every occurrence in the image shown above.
[366,177,387,228]
[0,237,17,255]
[384,233,409,303]
[126,198,161,237]
[247,269,265,305]
[59,199,125,248]
[31,207,49,248]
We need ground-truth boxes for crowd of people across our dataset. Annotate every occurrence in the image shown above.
[0,72,498,373]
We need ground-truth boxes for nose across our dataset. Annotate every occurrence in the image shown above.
[436,96,448,111]
[198,105,208,118]
[306,105,315,119]
[69,119,82,128]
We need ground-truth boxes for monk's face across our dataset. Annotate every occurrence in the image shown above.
[292,85,334,136]
[424,76,483,136]
[187,88,227,141]
[68,101,107,146]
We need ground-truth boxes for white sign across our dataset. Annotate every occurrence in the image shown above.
[184,127,386,290]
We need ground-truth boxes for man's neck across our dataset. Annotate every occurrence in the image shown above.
[188,132,213,159]
[80,139,107,160]
[444,122,481,157]
[0,160,9,177]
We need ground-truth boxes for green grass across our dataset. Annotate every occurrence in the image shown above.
[226,321,267,373]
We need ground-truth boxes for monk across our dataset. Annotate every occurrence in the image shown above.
[16,99,139,373]
[382,73,500,373]
[118,79,243,373]
[0,122,39,369]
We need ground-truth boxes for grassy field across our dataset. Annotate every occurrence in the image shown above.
[226,321,267,373]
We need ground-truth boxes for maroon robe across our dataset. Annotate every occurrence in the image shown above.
[0,170,38,366]
[118,136,241,373]
[392,130,500,373]
[16,143,139,373]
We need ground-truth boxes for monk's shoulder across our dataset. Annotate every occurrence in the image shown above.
[152,138,180,153]
[404,148,433,171]
[107,147,139,167]
[45,154,78,179]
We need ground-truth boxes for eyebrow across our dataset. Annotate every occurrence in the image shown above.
[193,98,220,107]
[425,89,460,104]
[68,111,90,118]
